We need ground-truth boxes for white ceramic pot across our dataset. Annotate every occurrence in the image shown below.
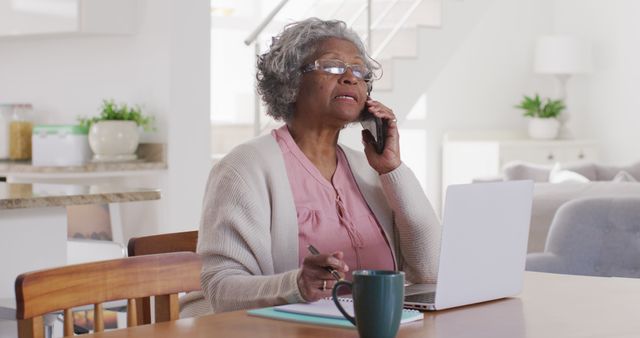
[88,121,139,161]
[528,118,560,140]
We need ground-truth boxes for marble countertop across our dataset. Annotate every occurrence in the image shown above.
[0,159,166,174]
[0,143,166,175]
[0,182,161,210]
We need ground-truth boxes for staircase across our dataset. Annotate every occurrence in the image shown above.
[371,0,494,119]
[210,0,495,156]
[250,0,441,96]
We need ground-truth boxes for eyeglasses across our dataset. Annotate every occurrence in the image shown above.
[301,59,373,82]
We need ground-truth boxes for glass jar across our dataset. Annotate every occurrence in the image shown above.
[9,104,34,160]
[0,104,11,160]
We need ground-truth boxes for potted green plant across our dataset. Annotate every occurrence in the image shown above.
[79,99,154,162]
[515,94,565,140]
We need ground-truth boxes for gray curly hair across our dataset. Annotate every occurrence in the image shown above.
[256,18,381,122]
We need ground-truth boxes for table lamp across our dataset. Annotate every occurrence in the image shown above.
[534,35,592,139]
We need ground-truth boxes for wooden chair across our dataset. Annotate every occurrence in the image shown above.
[15,252,201,338]
[127,230,198,256]
[127,230,199,324]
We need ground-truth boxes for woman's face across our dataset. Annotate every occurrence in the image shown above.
[294,38,369,127]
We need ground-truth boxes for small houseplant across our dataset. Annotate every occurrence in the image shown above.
[79,99,154,131]
[79,100,154,162]
[515,94,565,140]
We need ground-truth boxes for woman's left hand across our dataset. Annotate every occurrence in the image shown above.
[361,99,401,174]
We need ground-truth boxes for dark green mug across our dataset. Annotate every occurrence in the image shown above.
[332,270,405,338]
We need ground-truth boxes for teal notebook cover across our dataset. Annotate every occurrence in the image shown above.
[247,299,422,329]
[248,307,357,329]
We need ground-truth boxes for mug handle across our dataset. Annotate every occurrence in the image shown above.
[332,280,356,326]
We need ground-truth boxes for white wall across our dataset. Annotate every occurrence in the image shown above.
[418,0,640,211]
[165,0,211,234]
[0,1,171,132]
[396,0,640,212]
[553,0,640,165]
[0,0,211,238]
[416,0,554,210]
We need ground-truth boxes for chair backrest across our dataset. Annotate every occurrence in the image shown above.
[127,231,199,324]
[127,230,198,256]
[15,252,201,338]
[527,197,640,278]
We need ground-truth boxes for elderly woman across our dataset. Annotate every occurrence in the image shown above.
[181,18,440,315]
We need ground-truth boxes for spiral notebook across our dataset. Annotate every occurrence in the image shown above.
[247,298,423,329]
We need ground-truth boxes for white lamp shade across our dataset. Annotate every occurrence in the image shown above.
[534,35,592,74]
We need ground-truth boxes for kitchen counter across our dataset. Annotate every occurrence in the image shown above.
[0,143,166,178]
[0,181,162,299]
[0,159,166,174]
[0,182,161,210]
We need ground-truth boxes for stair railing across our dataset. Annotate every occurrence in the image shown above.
[372,0,424,59]
[243,0,425,135]
[361,0,402,43]
[243,0,290,136]
[325,0,350,23]
[243,0,290,46]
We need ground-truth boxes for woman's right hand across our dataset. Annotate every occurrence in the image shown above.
[297,251,349,302]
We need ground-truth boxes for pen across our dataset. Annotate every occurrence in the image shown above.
[307,244,343,281]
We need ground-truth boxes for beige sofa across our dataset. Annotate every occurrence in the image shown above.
[503,161,640,252]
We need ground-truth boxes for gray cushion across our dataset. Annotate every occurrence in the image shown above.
[503,161,552,182]
[526,197,640,278]
[561,162,598,181]
[502,161,598,182]
[502,161,640,182]
[612,171,638,182]
[596,161,640,181]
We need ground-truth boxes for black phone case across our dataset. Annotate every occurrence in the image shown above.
[360,112,387,154]
[358,89,386,154]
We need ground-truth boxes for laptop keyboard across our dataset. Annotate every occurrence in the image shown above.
[406,292,436,304]
[405,283,437,309]
[424,292,435,303]
[405,283,437,295]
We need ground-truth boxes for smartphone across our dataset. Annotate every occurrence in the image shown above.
[359,92,388,154]
[360,111,387,154]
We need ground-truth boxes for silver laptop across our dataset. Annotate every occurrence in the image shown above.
[404,180,533,311]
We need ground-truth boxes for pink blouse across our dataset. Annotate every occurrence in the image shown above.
[272,125,395,280]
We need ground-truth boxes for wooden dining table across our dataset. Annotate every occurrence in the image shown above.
[80,271,640,338]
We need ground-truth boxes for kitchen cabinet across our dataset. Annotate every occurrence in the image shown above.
[442,132,599,195]
[0,182,160,300]
[0,0,135,37]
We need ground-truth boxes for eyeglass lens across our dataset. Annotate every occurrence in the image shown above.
[318,59,371,81]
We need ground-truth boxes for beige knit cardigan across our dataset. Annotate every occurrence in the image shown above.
[180,134,441,315]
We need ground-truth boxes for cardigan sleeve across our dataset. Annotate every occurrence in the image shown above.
[379,163,441,284]
[198,160,305,312]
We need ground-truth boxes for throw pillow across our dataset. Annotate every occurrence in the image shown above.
[549,163,591,183]
[502,161,552,182]
[612,170,638,182]
[561,162,598,180]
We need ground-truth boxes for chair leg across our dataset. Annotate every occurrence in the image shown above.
[136,297,151,325]
[18,317,44,338]
[155,294,179,322]
[94,303,104,332]
[63,309,73,337]
[127,299,138,327]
